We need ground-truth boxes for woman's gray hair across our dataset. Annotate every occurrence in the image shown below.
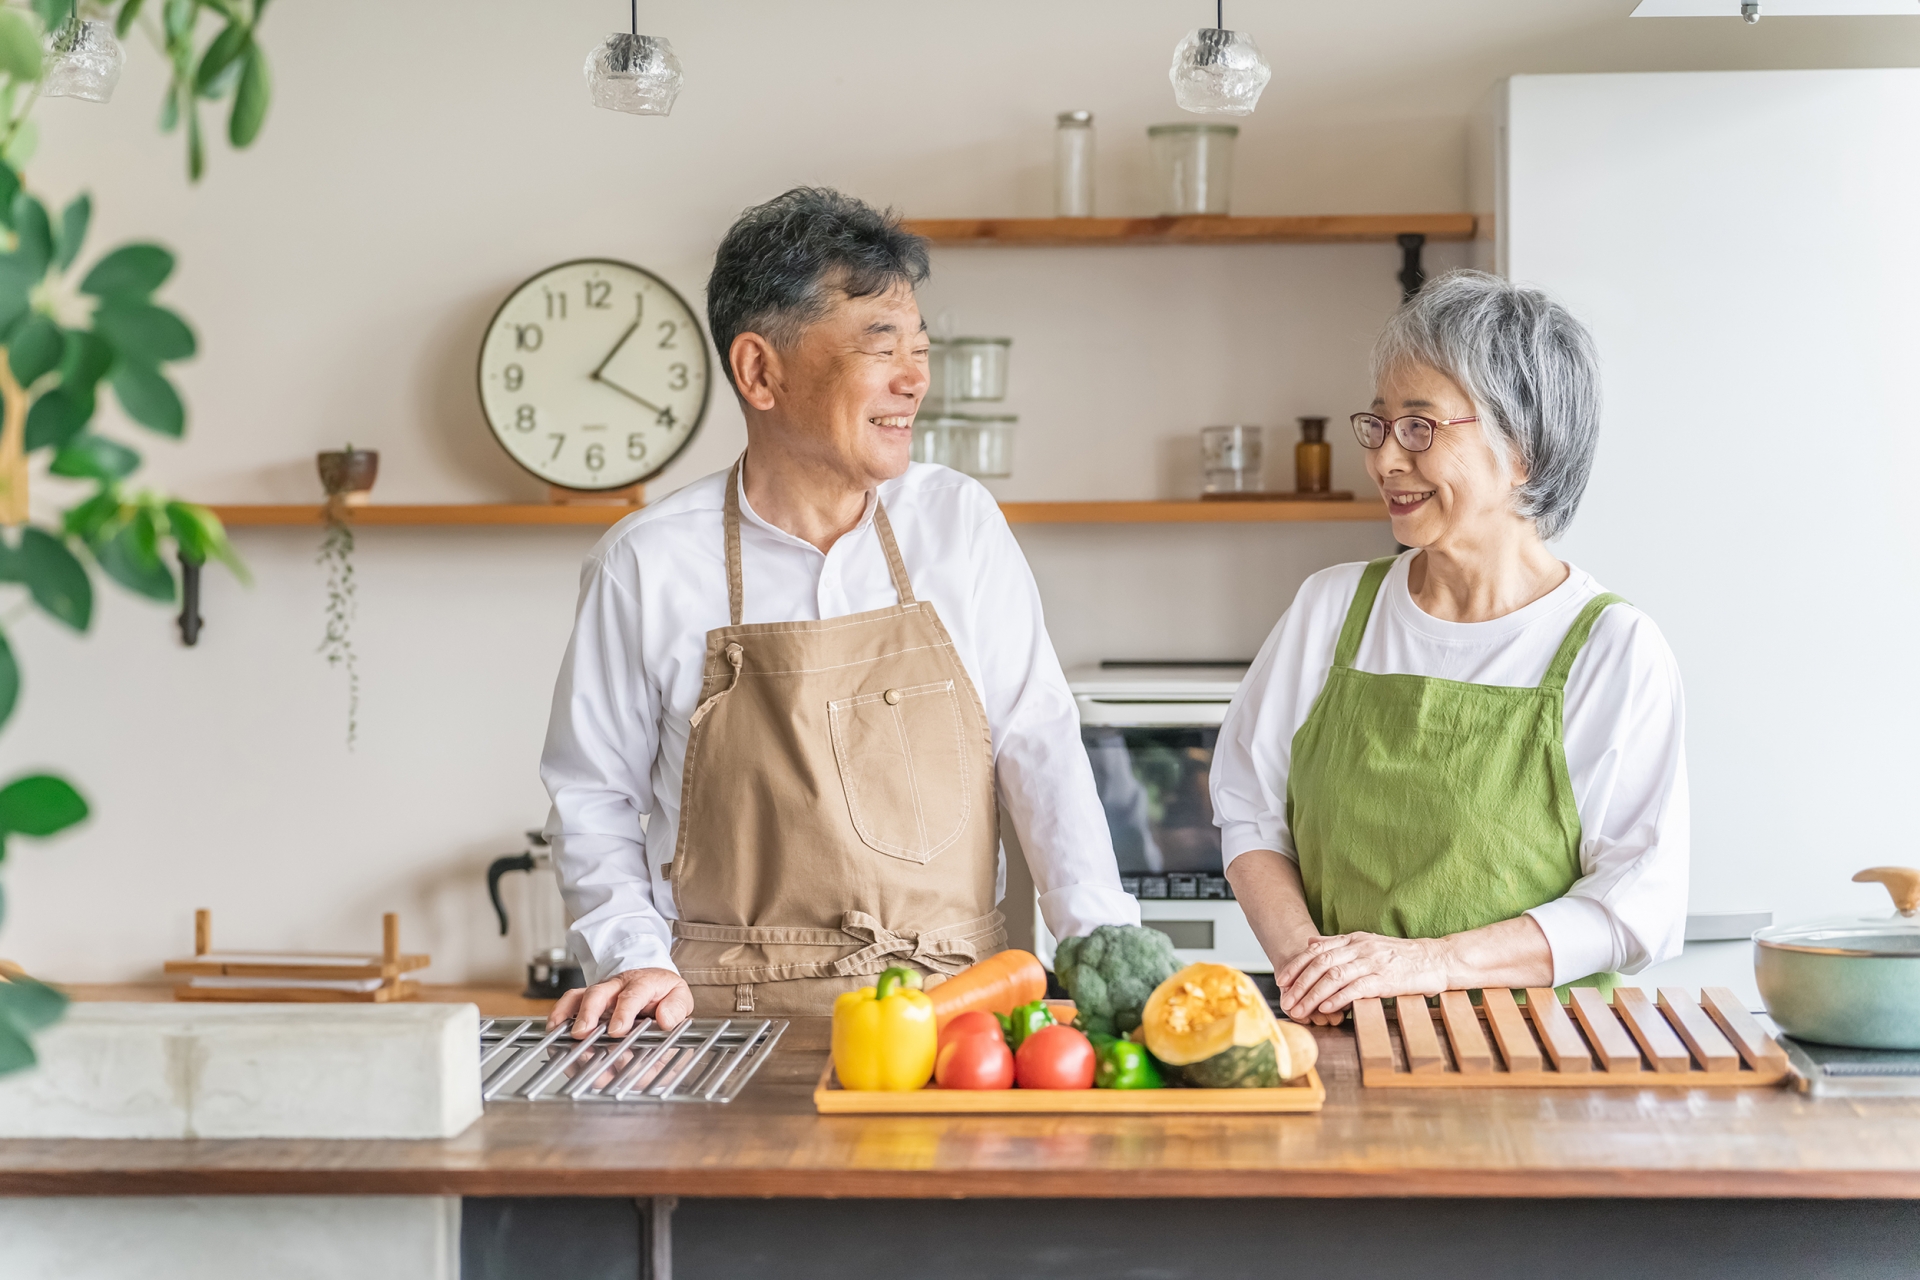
[1371,270,1601,541]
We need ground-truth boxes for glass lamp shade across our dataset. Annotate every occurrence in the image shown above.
[584,33,683,116]
[1169,27,1271,117]
[43,19,125,103]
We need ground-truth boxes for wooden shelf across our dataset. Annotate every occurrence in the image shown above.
[900,214,1476,247]
[204,500,1389,528]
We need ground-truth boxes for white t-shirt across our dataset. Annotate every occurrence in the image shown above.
[539,462,1140,983]
[1211,550,1689,985]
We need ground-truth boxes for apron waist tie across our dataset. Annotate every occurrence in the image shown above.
[671,909,1006,985]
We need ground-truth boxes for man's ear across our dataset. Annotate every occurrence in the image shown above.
[730,333,780,412]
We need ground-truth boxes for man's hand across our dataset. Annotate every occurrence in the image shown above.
[548,967,694,1039]
[1276,932,1448,1025]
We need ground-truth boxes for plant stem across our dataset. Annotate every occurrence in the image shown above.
[0,354,28,528]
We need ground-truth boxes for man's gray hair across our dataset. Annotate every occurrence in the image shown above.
[1372,270,1601,541]
[706,187,930,392]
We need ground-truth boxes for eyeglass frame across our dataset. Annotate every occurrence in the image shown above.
[1350,412,1479,453]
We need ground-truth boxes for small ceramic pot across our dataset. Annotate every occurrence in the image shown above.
[317,449,379,507]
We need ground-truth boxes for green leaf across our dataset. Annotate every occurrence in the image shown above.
[51,433,139,481]
[0,1016,32,1075]
[94,303,196,365]
[186,98,204,183]
[32,0,77,34]
[9,193,51,282]
[53,194,90,273]
[24,385,94,452]
[158,82,179,133]
[80,243,174,299]
[0,163,20,231]
[8,316,65,387]
[17,526,92,630]
[110,360,185,436]
[0,11,44,83]
[229,44,268,148]
[0,286,30,344]
[0,774,90,850]
[162,0,193,41]
[0,629,18,729]
[0,975,67,1034]
[62,487,121,543]
[116,0,147,39]
[57,328,112,392]
[195,22,250,97]
[167,500,247,581]
[98,516,175,601]
[2,118,38,172]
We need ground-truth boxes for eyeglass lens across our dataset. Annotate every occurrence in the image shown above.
[1350,414,1433,452]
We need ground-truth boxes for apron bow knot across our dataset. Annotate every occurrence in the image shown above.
[833,910,987,978]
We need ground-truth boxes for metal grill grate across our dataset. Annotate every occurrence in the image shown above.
[480,1016,787,1104]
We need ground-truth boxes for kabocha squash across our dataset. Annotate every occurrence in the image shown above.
[1140,964,1316,1087]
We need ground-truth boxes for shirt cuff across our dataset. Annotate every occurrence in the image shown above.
[575,927,677,985]
[1037,884,1141,941]
[1220,820,1294,871]
[1525,896,1618,987]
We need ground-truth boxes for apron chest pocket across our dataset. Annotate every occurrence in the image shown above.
[828,680,972,864]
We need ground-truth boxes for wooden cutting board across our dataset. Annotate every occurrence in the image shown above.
[1354,985,1789,1088]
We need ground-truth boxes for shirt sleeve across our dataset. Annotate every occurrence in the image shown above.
[1212,565,1355,871]
[1524,606,1690,984]
[539,555,677,983]
[965,505,1139,940]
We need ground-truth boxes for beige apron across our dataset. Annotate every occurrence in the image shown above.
[668,458,1006,1016]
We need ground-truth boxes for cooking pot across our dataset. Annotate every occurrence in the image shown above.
[1753,866,1920,1050]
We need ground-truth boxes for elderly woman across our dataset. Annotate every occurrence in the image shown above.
[1211,270,1688,1024]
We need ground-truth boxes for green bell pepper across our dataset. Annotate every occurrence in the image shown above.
[1093,1036,1163,1089]
[995,999,1054,1051]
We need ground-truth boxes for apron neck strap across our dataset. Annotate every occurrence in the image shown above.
[1541,592,1625,691]
[722,454,917,627]
[1333,556,1398,669]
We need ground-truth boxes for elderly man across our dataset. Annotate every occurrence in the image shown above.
[540,187,1139,1034]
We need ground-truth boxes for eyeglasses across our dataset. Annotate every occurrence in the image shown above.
[1350,412,1478,453]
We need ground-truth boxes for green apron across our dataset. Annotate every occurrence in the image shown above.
[1286,555,1623,994]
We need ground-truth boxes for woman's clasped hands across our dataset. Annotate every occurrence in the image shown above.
[1277,931,1451,1025]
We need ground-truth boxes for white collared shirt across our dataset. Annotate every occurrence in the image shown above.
[1211,551,1690,985]
[540,461,1140,983]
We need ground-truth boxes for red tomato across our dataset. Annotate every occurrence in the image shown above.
[935,1035,1015,1090]
[938,1010,1005,1052]
[1013,1025,1096,1090]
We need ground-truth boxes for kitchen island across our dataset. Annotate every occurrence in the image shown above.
[4,1013,1918,1278]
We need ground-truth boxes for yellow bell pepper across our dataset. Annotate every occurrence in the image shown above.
[832,966,938,1091]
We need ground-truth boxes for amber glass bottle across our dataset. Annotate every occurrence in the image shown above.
[1294,416,1331,494]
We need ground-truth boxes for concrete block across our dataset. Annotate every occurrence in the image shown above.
[0,1196,459,1280]
[0,1003,481,1138]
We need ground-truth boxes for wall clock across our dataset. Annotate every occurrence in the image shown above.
[477,258,712,493]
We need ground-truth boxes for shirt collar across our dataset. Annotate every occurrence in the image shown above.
[732,464,879,555]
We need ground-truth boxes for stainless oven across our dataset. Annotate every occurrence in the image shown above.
[1034,663,1272,974]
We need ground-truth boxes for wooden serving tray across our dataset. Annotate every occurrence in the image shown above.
[1355,985,1789,1088]
[814,1060,1325,1113]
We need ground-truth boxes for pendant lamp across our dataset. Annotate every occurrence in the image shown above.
[1169,1,1270,117]
[43,17,125,103]
[585,1,682,116]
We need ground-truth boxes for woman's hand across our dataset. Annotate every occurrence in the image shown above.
[1277,932,1449,1023]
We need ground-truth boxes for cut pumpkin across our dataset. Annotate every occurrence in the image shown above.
[1140,963,1317,1087]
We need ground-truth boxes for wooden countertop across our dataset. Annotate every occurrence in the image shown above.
[4,1009,1919,1199]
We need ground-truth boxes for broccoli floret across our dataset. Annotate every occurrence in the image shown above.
[1053,924,1182,1039]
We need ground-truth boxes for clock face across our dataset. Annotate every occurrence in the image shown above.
[477,259,711,491]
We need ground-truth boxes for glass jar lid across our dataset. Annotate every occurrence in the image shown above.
[1753,867,1920,957]
[1057,110,1093,125]
[921,413,1017,427]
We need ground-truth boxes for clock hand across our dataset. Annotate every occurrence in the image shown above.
[597,374,670,418]
[588,321,640,384]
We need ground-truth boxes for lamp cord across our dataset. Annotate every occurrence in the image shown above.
[1216,0,1223,29]
[631,0,637,34]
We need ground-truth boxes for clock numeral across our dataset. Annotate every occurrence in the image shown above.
[633,292,645,322]
[548,433,566,461]
[514,323,543,351]
[585,443,605,472]
[515,404,536,432]
[544,289,567,320]
[657,320,678,349]
[627,433,647,462]
[503,364,524,391]
[657,407,677,429]
[584,281,612,310]
[668,362,689,391]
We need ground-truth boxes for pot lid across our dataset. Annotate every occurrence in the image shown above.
[1754,866,1920,956]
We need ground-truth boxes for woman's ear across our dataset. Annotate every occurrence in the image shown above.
[730,332,780,412]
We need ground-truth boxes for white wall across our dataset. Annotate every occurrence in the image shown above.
[4,3,1916,983]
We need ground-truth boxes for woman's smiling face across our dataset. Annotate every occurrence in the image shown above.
[1366,362,1527,550]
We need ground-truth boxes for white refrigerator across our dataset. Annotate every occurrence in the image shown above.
[1472,70,1920,1003]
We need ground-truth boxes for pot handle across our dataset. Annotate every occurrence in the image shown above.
[1854,866,1920,916]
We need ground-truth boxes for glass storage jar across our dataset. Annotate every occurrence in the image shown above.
[930,337,1011,402]
[1201,424,1264,493]
[916,413,1016,479]
[1148,123,1238,216]
[1055,110,1095,217]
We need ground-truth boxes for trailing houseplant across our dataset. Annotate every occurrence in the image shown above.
[316,446,375,750]
[0,0,272,1073]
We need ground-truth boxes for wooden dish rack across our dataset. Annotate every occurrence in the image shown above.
[164,909,428,1003]
[1355,985,1789,1088]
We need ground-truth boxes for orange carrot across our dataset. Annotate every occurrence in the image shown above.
[927,950,1048,1028]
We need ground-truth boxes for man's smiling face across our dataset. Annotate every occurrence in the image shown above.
[770,281,930,488]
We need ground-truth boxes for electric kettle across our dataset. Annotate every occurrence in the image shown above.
[487,830,587,999]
